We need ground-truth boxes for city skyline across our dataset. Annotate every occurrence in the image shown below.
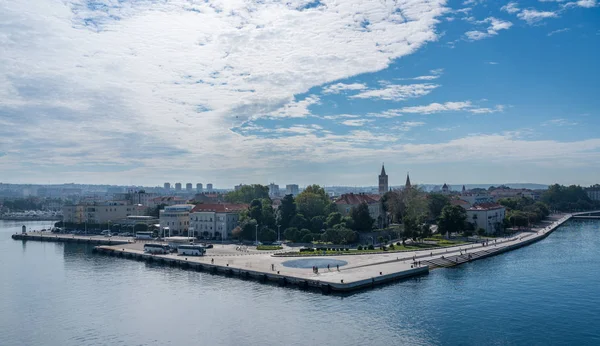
[1,1,599,186]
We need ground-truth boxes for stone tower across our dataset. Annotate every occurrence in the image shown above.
[405,172,411,189]
[378,164,388,195]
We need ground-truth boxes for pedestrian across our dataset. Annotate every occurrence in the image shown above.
[337,264,339,271]
[327,264,330,270]
[211,258,214,264]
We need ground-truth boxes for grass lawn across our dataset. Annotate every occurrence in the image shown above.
[256,245,283,251]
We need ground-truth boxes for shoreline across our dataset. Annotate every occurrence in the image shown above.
[10,212,589,293]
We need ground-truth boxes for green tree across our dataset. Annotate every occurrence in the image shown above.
[326,212,342,228]
[290,214,309,230]
[249,199,263,223]
[277,194,297,230]
[283,227,298,242]
[437,205,467,237]
[261,199,276,228]
[428,193,450,221]
[224,184,270,204]
[350,202,374,232]
[259,228,277,242]
[295,184,331,220]
[310,215,326,233]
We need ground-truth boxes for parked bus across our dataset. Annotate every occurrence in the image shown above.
[136,231,153,240]
[144,243,170,254]
[177,245,206,256]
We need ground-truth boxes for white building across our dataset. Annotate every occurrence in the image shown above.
[466,203,506,235]
[189,203,246,240]
[159,204,194,236]
[285,184,299,196]
[186,183,193,192]
[196,183,203,193]
[206,183,213,192]
[585,186,600,201]
[269,183,280,197]
[63,201,144,224]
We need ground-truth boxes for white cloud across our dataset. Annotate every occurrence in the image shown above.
[465,17,513,41]
[350,83,440,101]
[542,118,578,126]
[322,114,359,120]
[0,0,450,184]
[266,95,321,119]
[517,9,559,24]
[548,28,570,36]
[501,2,521,14]
[487,61,499,65]
[392,121,426,131]
[341,119,375,127]
[575,0,597,7]
[396,101,505,114]
[322,83,367,94]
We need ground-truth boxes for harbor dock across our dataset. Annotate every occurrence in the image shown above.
[11,213,579,293]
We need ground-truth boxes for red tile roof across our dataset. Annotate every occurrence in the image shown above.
[335,193,380,205]
[191,203,247,213]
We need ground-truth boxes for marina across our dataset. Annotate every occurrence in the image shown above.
[11,213,582,293]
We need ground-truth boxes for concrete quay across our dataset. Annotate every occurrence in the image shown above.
[11,233,131,246]
[10,212,584,293]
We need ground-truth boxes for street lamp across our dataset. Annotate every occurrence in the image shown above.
[255,224,259,245]
[277,225,281,242]
[368,236,374,246]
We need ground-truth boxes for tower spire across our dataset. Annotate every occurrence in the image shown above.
[380,163,386,176]
[405,172,411,189]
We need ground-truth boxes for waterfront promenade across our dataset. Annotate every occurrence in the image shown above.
[12,213,576,292]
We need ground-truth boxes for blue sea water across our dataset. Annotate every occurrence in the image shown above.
[1,219,599,346]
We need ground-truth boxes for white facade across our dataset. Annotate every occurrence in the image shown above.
[467,205,506,234]
[159,204,193,236]
[63,202,144,224]
[459,194,494,207]
[269,183,280,197]
[285,184,299,196]
[189,204,244,240]
[206,184,213,192]
[586,189,600,201]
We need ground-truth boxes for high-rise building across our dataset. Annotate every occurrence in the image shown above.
[269,183,280,197]
[378,164,388,195]
[285,184,299,196]
[196,183,203,192]
[175,183,182,191]
[207,183,213,192]
[186,183,193,191]
[164,182,171,190]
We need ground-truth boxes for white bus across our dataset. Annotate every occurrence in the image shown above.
[177,245,206,256]
[136,231,153,240]
[144,243,170,254]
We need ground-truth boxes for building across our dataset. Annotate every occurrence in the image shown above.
[147,196,187,208]
[586,186,600,201]
[206,183,213,192]
[489,188,538,200]
[234,184,245,191]
[335,193,383,228]
[189,203,247,240]
[285,184,299,196]
[268,183,280,197]
[196,183,203,193]
[466,203,506,235]
[193,193,224,203]
[175,183,182,191]
[114,190,157,206]
[186,183,193,192]
[442,183,450,195]
[405,173,411,189]
[63,201,144,224]
[164,183,171,191]
[159,204,194,236]
[378,165,388,195]
[457,193,494,207]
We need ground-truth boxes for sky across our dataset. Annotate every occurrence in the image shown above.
[1,0,599,188]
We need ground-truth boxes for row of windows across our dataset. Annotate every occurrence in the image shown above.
[164,221,189,226]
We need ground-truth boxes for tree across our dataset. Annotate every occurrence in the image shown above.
[402,215,417,245]
[259,228,277,242]
[284,227,298,242]
[350,202,374,232]
[146,203,167,218]
[277,194,297,230]
[261,199,276,228]
[248,199,263,223]
[295,184,331,220]
[310,215,325,233]
[326,212,342,228]
[290,214,309,230]
[428,194,450,221]
[224,184,270,204]
[437,205,467,237]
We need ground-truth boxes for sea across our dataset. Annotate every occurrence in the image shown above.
[1,219,599,346]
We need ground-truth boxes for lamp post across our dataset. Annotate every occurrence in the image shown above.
[368,236,374,246]
[255,224,259,246]
[277,225,281,242]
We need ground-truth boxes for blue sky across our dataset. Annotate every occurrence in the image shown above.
[0,0,599,188]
